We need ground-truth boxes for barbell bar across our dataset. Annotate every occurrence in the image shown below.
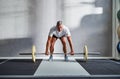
[19,45,100,63]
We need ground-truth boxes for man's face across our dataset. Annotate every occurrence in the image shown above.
[57,25,63,32]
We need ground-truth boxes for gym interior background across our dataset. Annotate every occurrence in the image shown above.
[1,0,120,79]
[0,0,118,58]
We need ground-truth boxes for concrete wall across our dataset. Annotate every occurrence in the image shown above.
[63,0,112,56]
[0,0,31,39]
[0,0,112,57]
[0,0,32,57]
[0,38,32,57]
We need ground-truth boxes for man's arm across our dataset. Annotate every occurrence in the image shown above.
[67,36,74,55]
[45,36,52,55]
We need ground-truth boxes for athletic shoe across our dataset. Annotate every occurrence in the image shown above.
[64,55,68,61]
[48,55,53,61]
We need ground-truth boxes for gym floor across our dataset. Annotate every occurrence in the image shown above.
[0,58,120,79]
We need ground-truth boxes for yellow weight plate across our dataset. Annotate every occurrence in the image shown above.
[32,45,36,63]
[84,45,88,61]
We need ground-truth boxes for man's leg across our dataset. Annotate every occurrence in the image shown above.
[60,37,68,61]
[49,37,57,61]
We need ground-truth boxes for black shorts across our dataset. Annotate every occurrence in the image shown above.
[53,34,66,39]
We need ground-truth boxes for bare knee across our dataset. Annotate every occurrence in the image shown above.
[61,38,66,47]
[62,41,66,48]
[50,37,57,53]
[61,37,67,53]
[50,43,55,50]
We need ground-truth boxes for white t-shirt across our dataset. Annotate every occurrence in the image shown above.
[48,25,71,38]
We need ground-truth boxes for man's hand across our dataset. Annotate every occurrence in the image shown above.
[70,51,74,55]
[45,51,49,55]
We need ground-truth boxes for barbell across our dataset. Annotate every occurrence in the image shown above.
[19,45,100,63]
[31,45,88,63]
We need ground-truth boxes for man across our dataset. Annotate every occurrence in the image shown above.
[45,21,74,61]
